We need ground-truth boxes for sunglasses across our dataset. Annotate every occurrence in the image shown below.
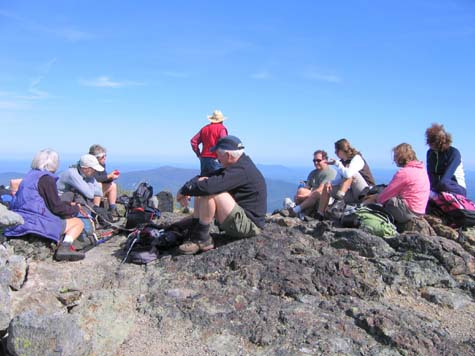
[313,158,323,163]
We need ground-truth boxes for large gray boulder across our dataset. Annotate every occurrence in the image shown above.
[1,212,475,355]
[7,311,91,356]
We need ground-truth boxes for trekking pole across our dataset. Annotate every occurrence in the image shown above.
[121,231,140,264]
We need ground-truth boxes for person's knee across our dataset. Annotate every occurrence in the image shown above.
[73,217,84,229]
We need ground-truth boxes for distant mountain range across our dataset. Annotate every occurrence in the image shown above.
[2,165,475,213]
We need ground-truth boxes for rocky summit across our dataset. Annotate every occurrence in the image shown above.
[1,212,475,356]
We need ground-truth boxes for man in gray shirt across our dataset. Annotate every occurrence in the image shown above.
[57,154,104,206]
[287,150,336,217]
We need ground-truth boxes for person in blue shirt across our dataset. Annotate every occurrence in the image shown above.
[425,123,467,196]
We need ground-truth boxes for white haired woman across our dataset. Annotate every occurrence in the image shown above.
[4,149,86,261]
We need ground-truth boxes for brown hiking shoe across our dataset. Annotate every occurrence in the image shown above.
[177,238,214,255]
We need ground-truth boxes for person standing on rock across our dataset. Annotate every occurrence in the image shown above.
[4,149,86,261]
[190,109,229,177]
[176,135,267,255]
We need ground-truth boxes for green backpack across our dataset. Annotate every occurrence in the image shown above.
[355,206,398,238]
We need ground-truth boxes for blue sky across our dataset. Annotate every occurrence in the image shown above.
[1,0,474,171]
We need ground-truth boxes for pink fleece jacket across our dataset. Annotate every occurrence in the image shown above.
[377,160,430,214]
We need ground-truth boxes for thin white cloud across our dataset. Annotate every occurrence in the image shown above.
[18,58,57,100]
[79,76,143,88]
[250,71,272,80]
[0,9,92,42]
[0,58,55,109]
[55,28,93,42]
[303,70,342,83]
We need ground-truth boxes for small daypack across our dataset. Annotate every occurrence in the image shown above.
[125,182,160,229]
[355,206,398,238]
[429,192,475,228]
[129,182,154,210]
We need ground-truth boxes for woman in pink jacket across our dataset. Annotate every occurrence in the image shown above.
[375,143,430,223]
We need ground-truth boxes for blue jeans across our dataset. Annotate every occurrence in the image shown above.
[200,157,221,176]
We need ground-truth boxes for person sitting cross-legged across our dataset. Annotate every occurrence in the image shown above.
[365,143,430,224]
[317,138,375,218]
[176,135,267,255]
[4,149,86,261]
[287,149,336,218]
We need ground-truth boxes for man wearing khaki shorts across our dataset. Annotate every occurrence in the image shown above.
[176,135,267,255]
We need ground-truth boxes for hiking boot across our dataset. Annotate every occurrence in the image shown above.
[72,238,91,251]
[315,211,326,221]
[108,207,121,222]
[177,222,214,255]
[287,207,304,220]
[177,238,214,255]
[54,242,85,262]
[334,191,345,200]
[283,197,296,209]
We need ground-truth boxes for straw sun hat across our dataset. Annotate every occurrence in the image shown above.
[207,110,227,123]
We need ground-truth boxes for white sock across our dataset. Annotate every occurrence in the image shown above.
[63,235,74,244]
[293,205,302,214]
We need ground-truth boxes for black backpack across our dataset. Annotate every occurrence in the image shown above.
[125,182,160,229]
[129,182,154,210]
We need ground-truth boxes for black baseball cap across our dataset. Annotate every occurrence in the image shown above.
[210,135,245,152]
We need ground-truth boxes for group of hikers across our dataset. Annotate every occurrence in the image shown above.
[0,111,468,263]
[285,123,467,228]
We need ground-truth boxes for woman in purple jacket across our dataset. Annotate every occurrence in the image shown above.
[5,149,85,261]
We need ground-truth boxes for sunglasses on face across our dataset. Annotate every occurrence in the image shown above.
[313,158,323,163]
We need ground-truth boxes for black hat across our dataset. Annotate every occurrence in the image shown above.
[210,135,245,152]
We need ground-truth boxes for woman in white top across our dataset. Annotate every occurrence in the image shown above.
[317,138,375,217]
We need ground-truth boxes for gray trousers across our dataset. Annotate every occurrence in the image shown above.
[383,196,418,224]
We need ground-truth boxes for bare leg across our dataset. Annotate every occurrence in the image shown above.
[64,218,84,241]
[299,190,321,211]
[338,178,353,196]
[318,183,332,214]
[198,192,236,224]
[102,182,117,205]
[295,187,311,204]
[93,196,102,206]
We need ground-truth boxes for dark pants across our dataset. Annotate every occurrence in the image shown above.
[437,180,467,197]
[200,157,221,176]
